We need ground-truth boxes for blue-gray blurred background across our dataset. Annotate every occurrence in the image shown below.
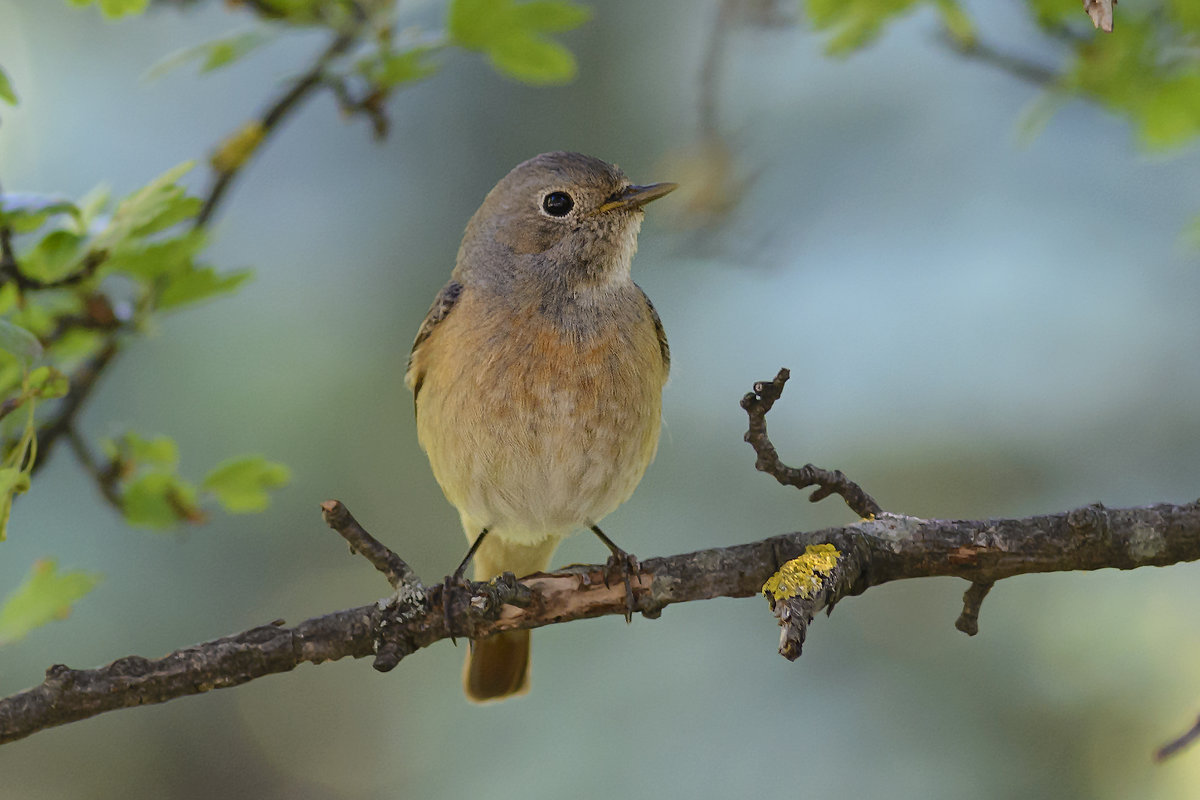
[2,0,1200,797]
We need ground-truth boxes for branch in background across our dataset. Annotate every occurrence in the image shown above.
[28,336,119,476]
[0,186,18,286]
[327,79,390,139]
[65,426,122,510]
[939,32,1060,88]
[698,0,736,138]
[194,29,357,228]
[1156,715,1200,762]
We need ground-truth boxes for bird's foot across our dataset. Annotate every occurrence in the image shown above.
[588,523,639,623]
[603,548,640,624]
[442,527,491,644]
[441,570,473,645]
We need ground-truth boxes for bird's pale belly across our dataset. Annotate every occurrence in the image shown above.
[416,316,663,545]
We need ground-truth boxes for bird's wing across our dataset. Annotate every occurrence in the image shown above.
[636,284,670,375]
[406,279,463,402]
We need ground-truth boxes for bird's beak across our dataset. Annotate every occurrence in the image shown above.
[593,182,678,215]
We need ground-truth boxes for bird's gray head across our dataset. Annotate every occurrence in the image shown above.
[455,152,675,296]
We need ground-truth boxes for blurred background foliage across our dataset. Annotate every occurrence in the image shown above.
[1,0,1199,797]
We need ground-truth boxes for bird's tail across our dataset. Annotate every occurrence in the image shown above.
[462,531,560,702]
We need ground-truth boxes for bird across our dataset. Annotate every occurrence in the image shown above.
[405,151,675,701]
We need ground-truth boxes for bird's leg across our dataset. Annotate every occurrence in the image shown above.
[588,524,638,623]
[444,527,490,642]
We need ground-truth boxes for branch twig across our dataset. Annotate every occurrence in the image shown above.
[320,500,419,590]
[65,426,122,510]
[939,33,1061,88]
[194,30,357,228]
[1157,715,1200,762]
[741,368,883,518]
[29,337,119,476]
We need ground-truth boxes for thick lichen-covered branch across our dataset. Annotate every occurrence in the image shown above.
[1,498,1197,746]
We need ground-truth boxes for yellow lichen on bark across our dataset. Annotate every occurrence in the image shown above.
[762,544,840,602]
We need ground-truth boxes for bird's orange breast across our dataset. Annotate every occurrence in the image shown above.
[411,287,666,544]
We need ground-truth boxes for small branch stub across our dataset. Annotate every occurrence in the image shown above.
[762,544,844,660]
[955,580,994,636]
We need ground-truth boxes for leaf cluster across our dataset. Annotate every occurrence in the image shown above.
[804,0,1200,153]
[0,165,283,638]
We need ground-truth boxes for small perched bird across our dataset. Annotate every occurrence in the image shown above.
[405,152,675,701]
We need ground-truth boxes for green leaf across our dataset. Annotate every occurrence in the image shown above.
[1026,0,1078,25]
[1169,0,1200,32]
[510,0,592,31]
[448,0,502,48]
[1059,19,1200,151]
[203,31,269,71]
[122,471,201,529]
[0,65,16,105]
[935,0,975,47]
[47,327,104,365]
[0,320,43,366]
[449,0,589,84]
[0,283,17,315]
[157,266,252,310]
[1136,74,1200,150]
[0,467,31,507]
[117,432,179,469]
[804,0,922,55]
[0,474,26,541]
[27,366,69,399]
[0,353,23,400]
[74,184,111,234]
[358,47,439,88]
[68,0,151,18]
[21,230,85,284]
[8,298,61,338]
[104,230,208,282]
[93,162,196,252]
[203,455,291,513]
[488,33,577,84]
[0,194,80,234]
[0,560,101,645]
[147,30,272,79]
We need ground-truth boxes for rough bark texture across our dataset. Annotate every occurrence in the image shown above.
[1,499,1197,746]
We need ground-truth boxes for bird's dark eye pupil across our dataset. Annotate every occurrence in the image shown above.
[542,191,574,216]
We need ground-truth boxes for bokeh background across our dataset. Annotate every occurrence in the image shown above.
[2,0,1200,797]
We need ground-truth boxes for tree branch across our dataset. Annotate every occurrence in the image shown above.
[29,336,119,476]
[0,497,1197,746]
[3,372,1198,754]
[1157,714,1200,762]
[194,29,357,228]
[939,33,1061,89]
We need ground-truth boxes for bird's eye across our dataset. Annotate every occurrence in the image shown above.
[542,191,574,217]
